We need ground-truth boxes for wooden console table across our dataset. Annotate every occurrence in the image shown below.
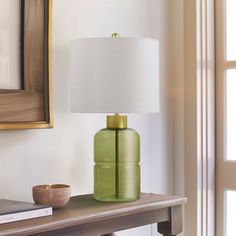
[0,193,187,236]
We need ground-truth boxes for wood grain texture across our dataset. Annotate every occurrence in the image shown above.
[24,0,44,91]
[34,209,169,236]
[0,193,187,236]
[0,92,44,121]
[0,0,53,128]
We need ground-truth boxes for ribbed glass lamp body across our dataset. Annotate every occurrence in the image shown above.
[94,128,140,202]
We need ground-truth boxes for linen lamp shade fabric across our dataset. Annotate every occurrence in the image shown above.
[70,37,159,114]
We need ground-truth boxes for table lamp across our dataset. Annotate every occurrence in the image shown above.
[70,33,159,202]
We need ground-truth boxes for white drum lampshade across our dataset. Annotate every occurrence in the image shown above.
[70,37,159,114]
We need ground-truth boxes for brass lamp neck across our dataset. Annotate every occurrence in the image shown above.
[107,114,127,129]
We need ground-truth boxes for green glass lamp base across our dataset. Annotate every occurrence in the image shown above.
[94,115,141,203]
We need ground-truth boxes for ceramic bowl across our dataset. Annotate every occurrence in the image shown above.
[33,184,71,209]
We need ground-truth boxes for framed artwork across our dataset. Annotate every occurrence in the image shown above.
[0,0,53,130]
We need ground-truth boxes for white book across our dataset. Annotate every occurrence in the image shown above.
[0,199,52,225]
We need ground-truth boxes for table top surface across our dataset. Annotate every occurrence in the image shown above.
[0,193,187,236]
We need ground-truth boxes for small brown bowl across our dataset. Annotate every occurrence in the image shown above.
[33,184,71,209]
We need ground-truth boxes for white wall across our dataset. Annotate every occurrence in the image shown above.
[0,1,173,235]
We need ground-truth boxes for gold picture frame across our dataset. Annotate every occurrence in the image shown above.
[0,0,53,130]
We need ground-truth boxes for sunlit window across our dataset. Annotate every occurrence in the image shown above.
[226,70,236,160]
[225,191,236,236]
[226,0,236,60]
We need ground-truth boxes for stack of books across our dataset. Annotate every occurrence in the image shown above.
[0,199,52,224]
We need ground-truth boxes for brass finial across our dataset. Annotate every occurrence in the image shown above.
[112,33,120,38]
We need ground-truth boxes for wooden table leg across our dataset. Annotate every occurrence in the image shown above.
[157,205,183,236]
